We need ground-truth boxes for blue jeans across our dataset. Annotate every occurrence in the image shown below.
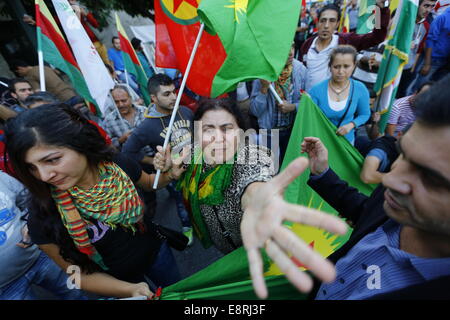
[407,57,448,95]
[145,241,181,290]
[0,251,87,300]
[166,182,191,228]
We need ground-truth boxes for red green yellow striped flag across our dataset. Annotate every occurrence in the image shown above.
[35,0,100,115]
[115,13,151,106]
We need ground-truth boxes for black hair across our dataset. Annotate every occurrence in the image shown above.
[147,73,174,96]
[414,75,450,127]
[24,91,59,108]
[328,44,358,67]
[112,36,119,43]
[8,78,31,93]
[318,4,341,21]
[194,97,247,131]
[419,0,437,6]
[131,37,142,51]
[9,60,29,72]
[4,103,116,273]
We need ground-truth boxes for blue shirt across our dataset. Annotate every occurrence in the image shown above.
[316,219,450,300]
[426,8,450,61]
[309,79,370,145]
[107,48,125,72]
[367,148,389,172]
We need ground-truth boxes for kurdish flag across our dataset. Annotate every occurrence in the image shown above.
[197,0,301,97]
[157,94,375,300]
[35,0,98,114]
[52,0,114,117]
[265,93,377,276]
[115,13,151,106]
[374,0,418,132]
[155,0,227,97]
[357,0,377,34]
[155,0,300,98]
[357,0,400,34]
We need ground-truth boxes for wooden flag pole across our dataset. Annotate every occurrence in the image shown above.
[153,23,205,189]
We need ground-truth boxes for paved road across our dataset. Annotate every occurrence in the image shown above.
[153,188,224,280]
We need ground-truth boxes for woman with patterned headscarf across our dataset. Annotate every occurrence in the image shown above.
[4,103,181,299]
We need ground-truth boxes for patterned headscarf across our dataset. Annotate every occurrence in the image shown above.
[274,62,294,101]
[52,161,143,270]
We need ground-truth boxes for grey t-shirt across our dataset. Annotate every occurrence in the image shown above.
[0,172,40,288]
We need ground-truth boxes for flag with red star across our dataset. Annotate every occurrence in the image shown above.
[155,0,301,98]
[155,0,226,97]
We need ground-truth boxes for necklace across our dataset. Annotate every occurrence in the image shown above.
[329,80,350,102]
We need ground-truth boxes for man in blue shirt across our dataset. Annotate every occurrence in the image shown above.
[301,74,450,299]
[107,37,141,97]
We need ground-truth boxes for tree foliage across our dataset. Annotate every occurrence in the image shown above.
[19,0,155,28]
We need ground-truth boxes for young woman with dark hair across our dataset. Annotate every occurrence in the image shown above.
[154,97,348,299]
[309,45,371,145]
[4,103,180,299]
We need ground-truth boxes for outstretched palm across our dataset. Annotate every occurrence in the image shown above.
[241,157,347,299]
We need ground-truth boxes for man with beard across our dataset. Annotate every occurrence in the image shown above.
[301,74,450,299]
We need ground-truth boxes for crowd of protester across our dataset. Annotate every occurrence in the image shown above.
[0,0,450,300]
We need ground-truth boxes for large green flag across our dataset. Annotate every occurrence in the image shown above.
[374,0,418,132]
[161,247,306,300]
[278,94,377,262]
[197,0,301,98]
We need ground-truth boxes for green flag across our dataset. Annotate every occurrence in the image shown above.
[158,94,376,300]
[374,0,418,132]
[357,0,377,34]
[197,0,301,97]
[115,13,151,106]
[279,94,377,260]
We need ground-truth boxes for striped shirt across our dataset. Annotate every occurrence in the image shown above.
[102,105,153,156]
[316,219,450,300]
[387,95,416,136]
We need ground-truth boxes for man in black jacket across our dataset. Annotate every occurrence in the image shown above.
[300,74,450,299]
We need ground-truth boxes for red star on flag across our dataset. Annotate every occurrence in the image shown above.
[173,0,198,13]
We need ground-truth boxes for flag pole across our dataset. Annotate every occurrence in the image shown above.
[153,23,205,189]
[269,84,284,104]
[36,3,46,91]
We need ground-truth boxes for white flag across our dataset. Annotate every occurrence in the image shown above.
[52,0,114,115]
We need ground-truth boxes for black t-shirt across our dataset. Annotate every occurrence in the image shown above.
[368,135,399,172]
[27,152,162,282]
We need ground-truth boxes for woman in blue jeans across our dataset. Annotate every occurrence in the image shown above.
[4,104,181,299]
